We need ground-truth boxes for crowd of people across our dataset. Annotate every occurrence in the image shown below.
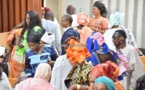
[0,1,145,90]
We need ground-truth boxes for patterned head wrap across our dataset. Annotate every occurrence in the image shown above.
[109,12,125,28]
[77,12,89,26]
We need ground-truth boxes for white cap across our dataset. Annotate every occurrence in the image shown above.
[41,32,55,45]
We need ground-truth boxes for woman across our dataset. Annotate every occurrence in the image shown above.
[74,12,93,44]
[0,63,12,90]
[88,1,108,34]
[15,63,56,90]
[8,10,44,78]
[90,61,124,90]
[24,26,58,77]
[94,76,115,90]
[65,38,93,89]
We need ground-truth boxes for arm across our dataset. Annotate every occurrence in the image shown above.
[68,84,89,90]
[24,51,33,76]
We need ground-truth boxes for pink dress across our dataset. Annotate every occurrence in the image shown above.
[15,78,56,90]
[74,26,93,44]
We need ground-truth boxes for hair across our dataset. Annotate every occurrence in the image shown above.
[97,52,117,64]
[34,63,51,80]
[0,64,3,80]
[21,10,43,39]
[114,30,127,39]
[44,10,54,21]
[66,5,76,15]
[93,1,107,17]
[62,14,73,26]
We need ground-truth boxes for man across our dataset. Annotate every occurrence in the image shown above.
[66,5,79,27]
[112,30,144,90]
[61,15,80,55]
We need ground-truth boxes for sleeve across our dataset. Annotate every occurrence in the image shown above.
[129,48,145,88]
[1,72,12,90]
[24,51,33,76]
[45,45,58,61]
[101,18,108,31]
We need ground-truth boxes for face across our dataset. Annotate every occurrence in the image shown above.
[41,7,45,15]
[94,83,108,90]
[61,17,69,28]
[92,7,100,16]
[26,13,30,26]
[28,42,39,52]
[89,75,96,90]
[112,32,123,46]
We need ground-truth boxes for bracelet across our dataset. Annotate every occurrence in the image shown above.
[77,84,80,90]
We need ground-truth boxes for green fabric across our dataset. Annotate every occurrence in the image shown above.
[33,26,42,35]
[16,30,29,55]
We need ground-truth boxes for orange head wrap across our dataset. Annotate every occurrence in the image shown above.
[66,39,91,63]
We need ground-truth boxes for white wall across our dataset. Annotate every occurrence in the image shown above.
[44,0,145,48]
[95,0,145,48]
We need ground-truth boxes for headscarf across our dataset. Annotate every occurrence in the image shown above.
[41,32,55,45]
[66,39,91,63]
[44,7,50,12]
[34,63,51,80]
[27,26,44,43]
[90,61,124,90]
[77,12,89,26]
[109,12,125,28]
[95,76,115,90]
[90,61,119,82]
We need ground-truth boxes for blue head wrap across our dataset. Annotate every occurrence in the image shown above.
[109,12,125,28]
[95,76,115,90]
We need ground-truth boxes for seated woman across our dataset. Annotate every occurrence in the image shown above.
[65,38,93,89]
[24,26,58,77]
[94,76,115,90]
[15,63,56,90]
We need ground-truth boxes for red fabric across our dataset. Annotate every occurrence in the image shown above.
[90,61,119,82]
[90,61,124,90]
[44,7,50,12]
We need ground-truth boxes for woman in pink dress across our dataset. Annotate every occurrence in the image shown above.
[15,63,56,90]
[73,12,93,44]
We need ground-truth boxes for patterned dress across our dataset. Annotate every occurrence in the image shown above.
[88,17,108,34]
[65,61,93,88]
[24,45,58,77]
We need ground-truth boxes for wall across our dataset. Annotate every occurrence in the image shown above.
[97,0,145,48]
[0,0,42,32]
[44,0,145,48]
